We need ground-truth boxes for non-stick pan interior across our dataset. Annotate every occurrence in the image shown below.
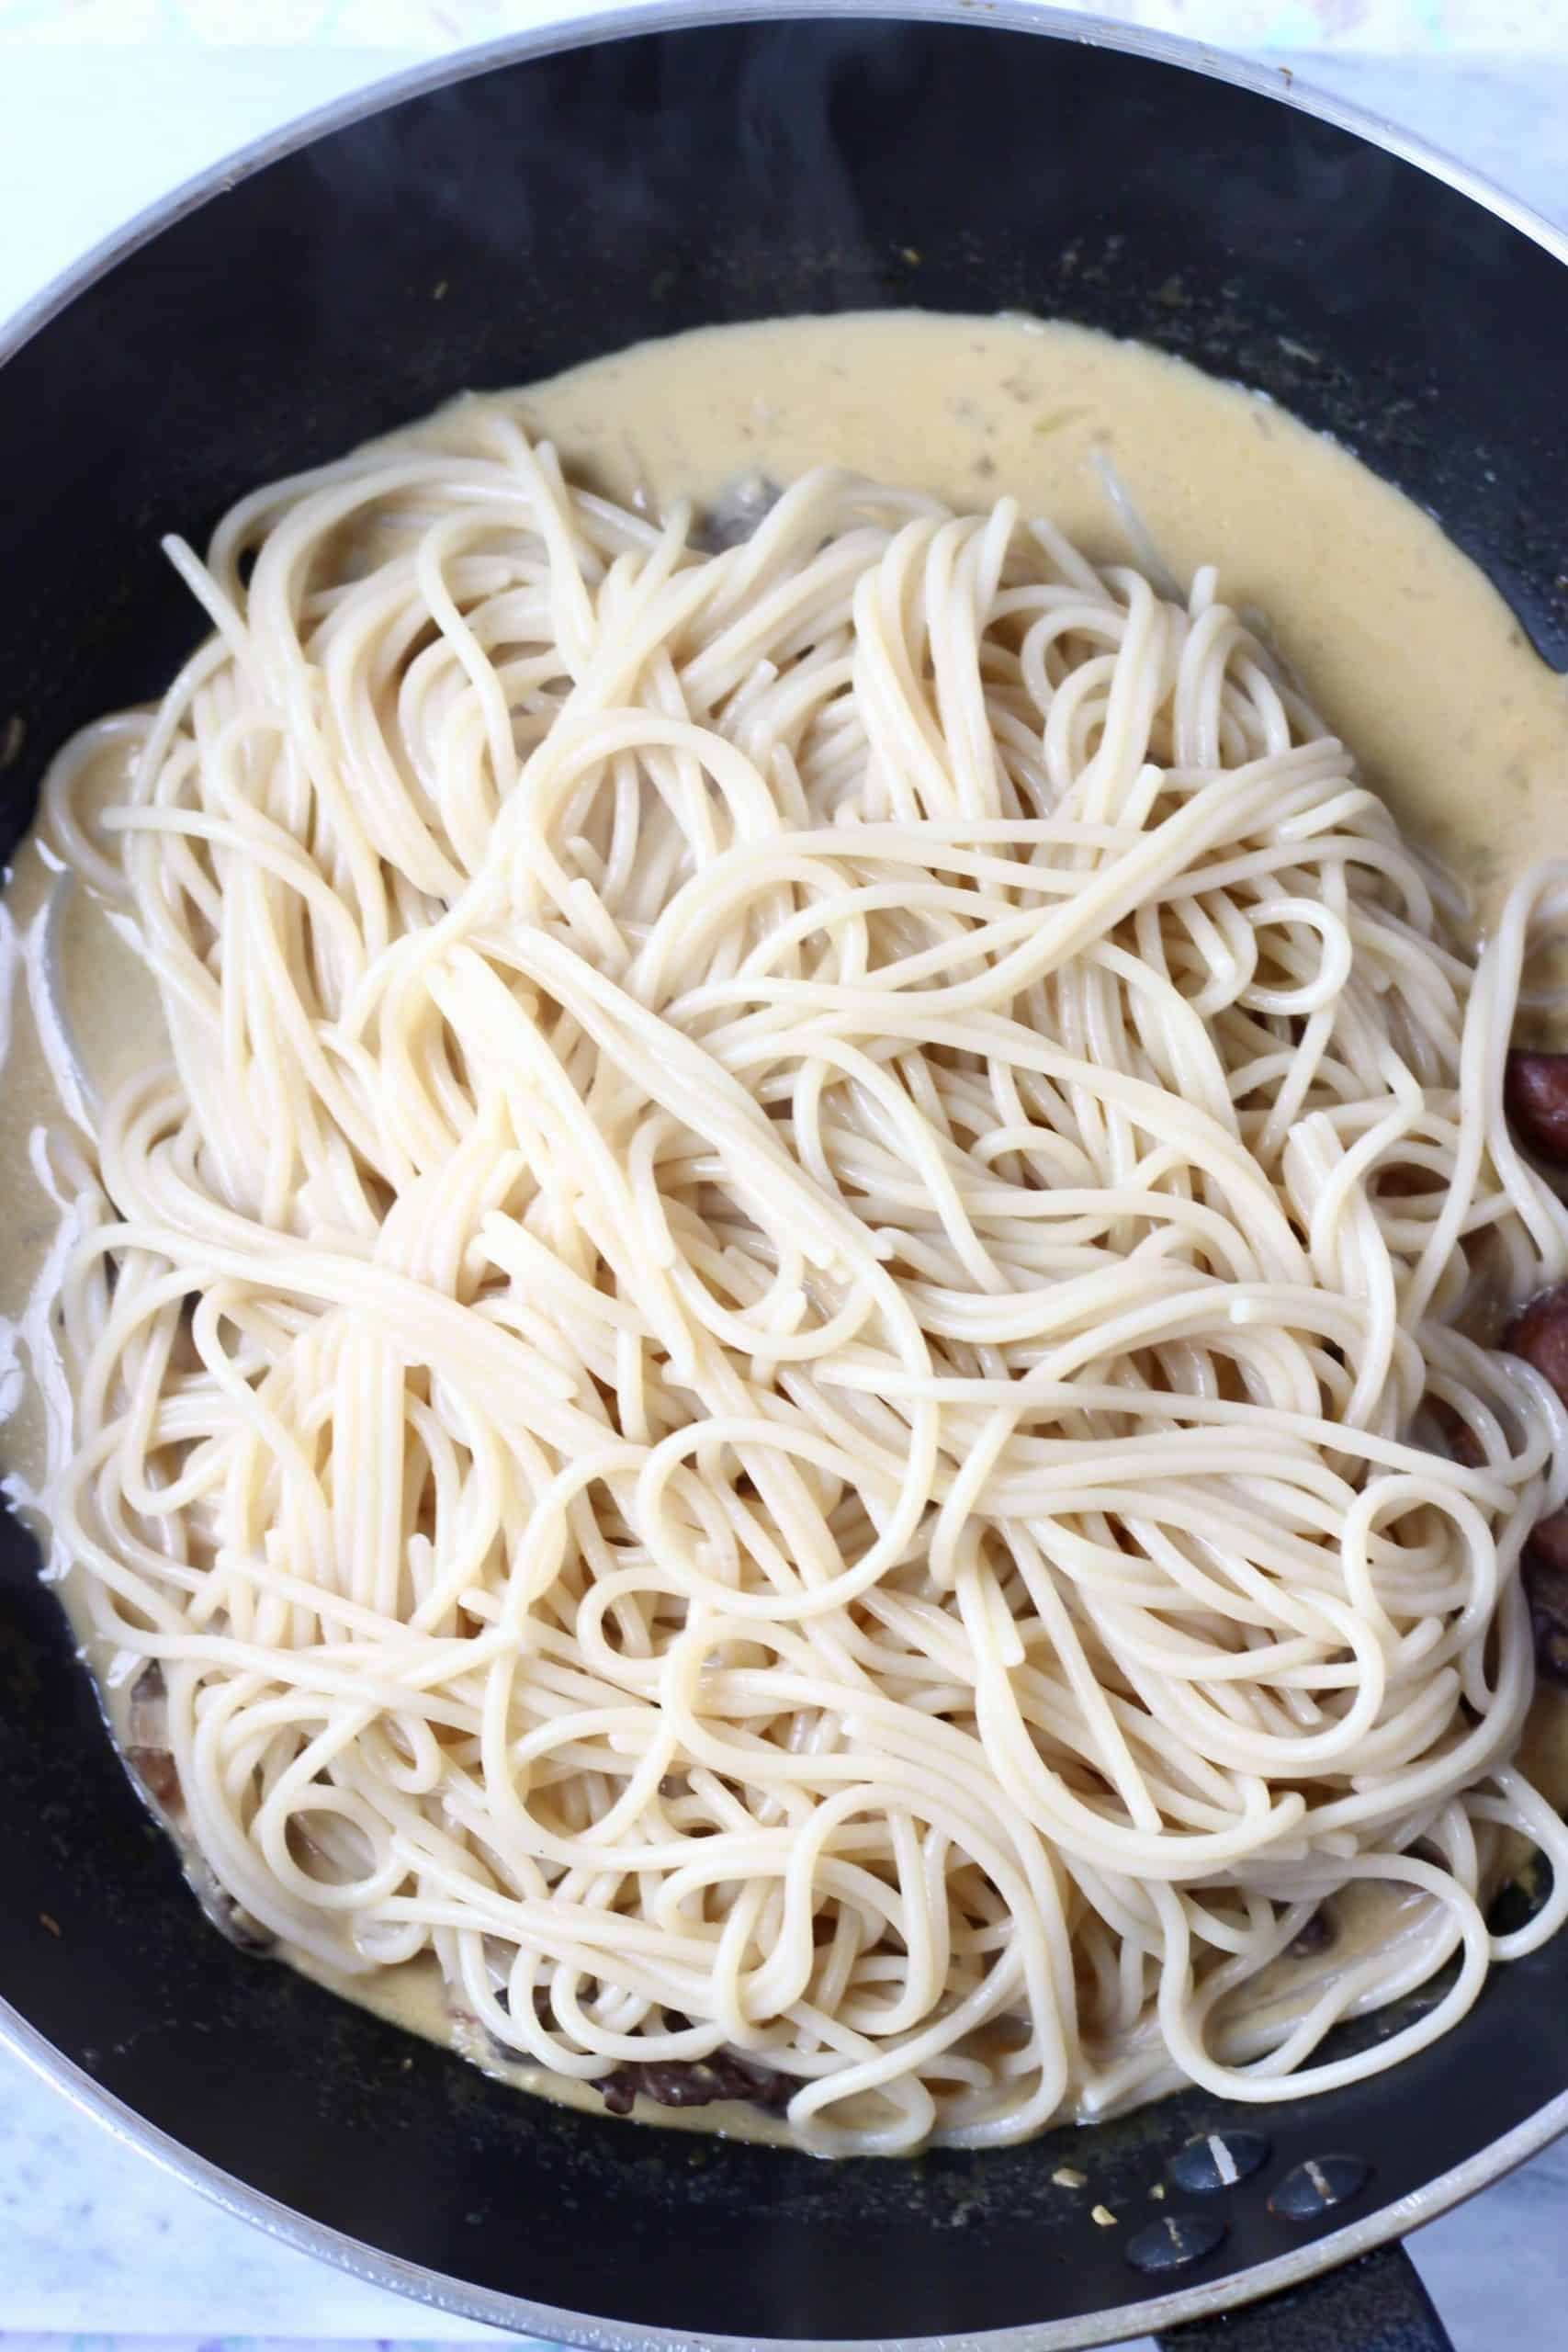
[2,17,1567,2343]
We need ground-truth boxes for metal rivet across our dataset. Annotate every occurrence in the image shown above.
[1167,2129,1271,2194]
[1268,2154,1371,2221]
[1125,2212,1228,2275]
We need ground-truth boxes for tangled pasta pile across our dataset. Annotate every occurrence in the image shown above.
[38,394,1568,2153]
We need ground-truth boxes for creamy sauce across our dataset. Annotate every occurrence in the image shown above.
[515,311,1568,937]
[5,309,1568,2144]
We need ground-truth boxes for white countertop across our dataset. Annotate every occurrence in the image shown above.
[2,15,1567,2352]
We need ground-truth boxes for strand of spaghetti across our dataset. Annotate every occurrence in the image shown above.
[28,413,1568,2155]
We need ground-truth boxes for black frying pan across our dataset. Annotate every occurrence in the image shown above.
[1,11,1565,2348]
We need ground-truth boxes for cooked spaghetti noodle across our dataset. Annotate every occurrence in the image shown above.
[26,382,1568,2154]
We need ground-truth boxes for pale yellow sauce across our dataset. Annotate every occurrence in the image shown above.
[5,310,1568,2145]
[514,311,1568,935]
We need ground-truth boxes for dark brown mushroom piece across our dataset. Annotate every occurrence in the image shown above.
[130,1657,164,1705]
[693,473,780,554]
[1505,1051,1568,1168]
[479,1979,554,2064]
[1287,1903,1337,1959]
[126,1660,180,1809]
[1523,1510,1568,1684]
[1486,1290,1568,1680]
[1504,1283,1568,1408]
[201,1883,276,1953]
[596,2048,795,2119]
[126,1744,181,1805]
[1431,1401,1484,1469]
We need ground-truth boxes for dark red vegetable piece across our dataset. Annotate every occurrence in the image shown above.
[1524,1510,1568,1684]
[1504,1283,1568,1408]
[1505,1051,1568,1167]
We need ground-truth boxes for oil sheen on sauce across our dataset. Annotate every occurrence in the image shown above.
[4,311,1567,2146]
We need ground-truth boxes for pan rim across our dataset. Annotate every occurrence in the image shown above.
[6,1984,1568,2349]
[2,5,1566,2345]
[3,0,1567,382]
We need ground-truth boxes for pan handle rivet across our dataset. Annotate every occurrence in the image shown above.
[1268,2154,1371,2220]
[1125,2212,1228,2274]
[1167,2129,1270,2194]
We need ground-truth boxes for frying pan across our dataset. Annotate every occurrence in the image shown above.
[1,9,1565,2347]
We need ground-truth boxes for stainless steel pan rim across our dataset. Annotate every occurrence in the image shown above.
[3,6,1566,2345]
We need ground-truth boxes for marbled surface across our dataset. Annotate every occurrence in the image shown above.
[1,15,1567,2351]
[2,0,1565,52]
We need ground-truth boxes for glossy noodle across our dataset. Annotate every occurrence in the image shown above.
[23,374,1568,2155]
